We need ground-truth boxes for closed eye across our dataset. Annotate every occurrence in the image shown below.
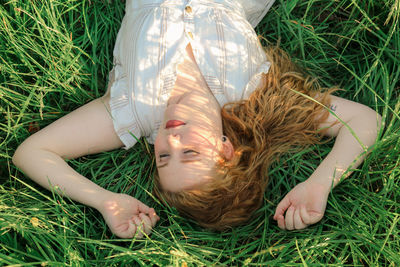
[158,150,199,162]
[184,149,199,155]
[159,153,170,159]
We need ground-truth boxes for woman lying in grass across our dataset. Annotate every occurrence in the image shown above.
[12,0,381,238]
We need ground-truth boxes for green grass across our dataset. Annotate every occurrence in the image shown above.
[1,0,399,265]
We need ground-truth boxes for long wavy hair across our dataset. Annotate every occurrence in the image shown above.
[153,46,336,230]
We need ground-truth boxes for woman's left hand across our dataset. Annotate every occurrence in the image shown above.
[273,180,331,230]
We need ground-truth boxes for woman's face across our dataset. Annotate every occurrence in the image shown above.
[154,90,228,192]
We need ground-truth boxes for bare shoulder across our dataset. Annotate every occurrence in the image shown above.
[319,95,381,137]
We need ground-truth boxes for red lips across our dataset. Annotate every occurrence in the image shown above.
[165,120,186,129]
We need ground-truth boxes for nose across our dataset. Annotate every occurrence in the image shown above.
[167,134,181,147]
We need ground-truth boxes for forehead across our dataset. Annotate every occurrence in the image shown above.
[157,161,214,192]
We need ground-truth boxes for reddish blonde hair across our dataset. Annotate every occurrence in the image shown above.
[153,46,336,230]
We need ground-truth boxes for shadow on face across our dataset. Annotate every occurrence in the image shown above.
[155,130,222,192]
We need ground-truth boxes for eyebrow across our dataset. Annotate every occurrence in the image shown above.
[157,159,202,169]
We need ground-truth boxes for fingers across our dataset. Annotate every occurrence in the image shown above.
[114,220,137,239]
[300,205,312,225]
[138,213,152,235]
[137,201,151,214]
[116,213,156,239]
[138,205,159,228]
[274,196,291,220]
[275,205,309,230]
[276,214,286,230]
[293,207,307,230]
[285,206,295,230]
[132,216,144,238]
[148,208,160,228]
[133,202,160,238]
[127,219,138,238]
[131,213,155,238]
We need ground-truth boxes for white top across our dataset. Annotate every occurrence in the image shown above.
[109,0,275,149]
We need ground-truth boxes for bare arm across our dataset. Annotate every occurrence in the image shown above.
[12,94,159,238]
[309,95,381,189]
[274,95,382,230]
[12,95,123,209]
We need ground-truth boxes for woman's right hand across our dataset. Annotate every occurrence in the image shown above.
[99,193,160,238]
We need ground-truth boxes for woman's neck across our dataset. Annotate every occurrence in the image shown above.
[168,44,214,104]
[165,43,224,136]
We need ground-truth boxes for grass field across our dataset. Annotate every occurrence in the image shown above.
[1,0,399,265]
